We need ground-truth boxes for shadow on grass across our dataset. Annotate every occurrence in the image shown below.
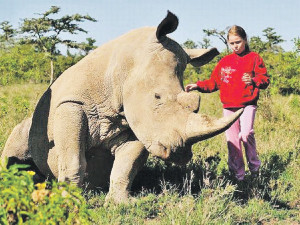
[229,151,294,209]
[131,158,204,195]
[131,151,295,209]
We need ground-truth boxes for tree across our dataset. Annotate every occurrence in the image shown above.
[76,37,97,55]
[198,37,211,49]
[249,28,284,53]
[0,21,16,42]
[203,28,229,52]
[262,27,284,52]
[249,36,266,53]
[20,6,97,83]
[182,39,198,49]
[293,37,300,53]
[182,38,211,49]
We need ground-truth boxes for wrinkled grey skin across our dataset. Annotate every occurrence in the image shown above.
[1,12,243,204]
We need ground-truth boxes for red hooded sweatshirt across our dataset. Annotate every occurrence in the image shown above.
[196,51,270,108]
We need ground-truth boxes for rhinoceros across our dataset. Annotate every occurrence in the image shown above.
[1,11,243,203]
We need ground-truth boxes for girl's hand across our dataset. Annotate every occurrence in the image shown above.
[242,73,253,85]
[185,83,198,92]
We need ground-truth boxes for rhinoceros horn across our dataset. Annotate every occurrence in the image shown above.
[185,108,244,145]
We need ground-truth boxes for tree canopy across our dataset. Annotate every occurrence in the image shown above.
[20,6,97,83]
[0,21,16,43]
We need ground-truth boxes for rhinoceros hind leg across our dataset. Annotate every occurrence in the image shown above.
[52,102,88,186]
[106,141,149,204]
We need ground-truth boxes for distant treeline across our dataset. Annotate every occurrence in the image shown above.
[184,50,300,95]
[0,6,299,95]
[0,39,299,95]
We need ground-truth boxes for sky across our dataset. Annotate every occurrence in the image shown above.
[1,0,299,52]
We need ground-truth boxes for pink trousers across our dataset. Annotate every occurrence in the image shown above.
[223,105,261,181]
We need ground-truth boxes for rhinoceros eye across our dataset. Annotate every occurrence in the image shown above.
[154,93,161,99]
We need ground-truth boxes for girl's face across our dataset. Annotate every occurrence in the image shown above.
[228,35,247,54]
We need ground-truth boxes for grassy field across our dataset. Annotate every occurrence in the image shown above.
[0,83,299,224]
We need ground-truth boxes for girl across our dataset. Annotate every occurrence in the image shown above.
[185,25,270,181]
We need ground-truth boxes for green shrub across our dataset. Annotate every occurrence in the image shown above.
[0,44,83,86]
[261,51,300,95]
[0,45,49,85]
[0,160,91,224]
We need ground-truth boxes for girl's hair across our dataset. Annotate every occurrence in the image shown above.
[227,25,250,52]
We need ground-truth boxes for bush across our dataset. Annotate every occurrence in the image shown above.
[0,45,49,85]
[0,44,83,86]
[0,160,91,224]
[261,51,300,95]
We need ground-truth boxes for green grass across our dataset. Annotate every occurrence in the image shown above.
[0,83,48,150]
[0,84,299,224]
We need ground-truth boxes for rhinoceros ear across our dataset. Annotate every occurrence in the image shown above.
[156,11,179,40]
[185,48,220,67]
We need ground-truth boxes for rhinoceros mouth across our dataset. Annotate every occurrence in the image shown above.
[146,141,192,166]
[167,144,193,165]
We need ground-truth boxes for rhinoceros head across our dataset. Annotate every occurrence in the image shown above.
[122,11,242,165]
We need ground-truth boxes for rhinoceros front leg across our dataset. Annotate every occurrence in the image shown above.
[52,102,88,186]
[106,141,149,204]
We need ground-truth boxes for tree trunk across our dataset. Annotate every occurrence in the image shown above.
[50,59,54,84]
